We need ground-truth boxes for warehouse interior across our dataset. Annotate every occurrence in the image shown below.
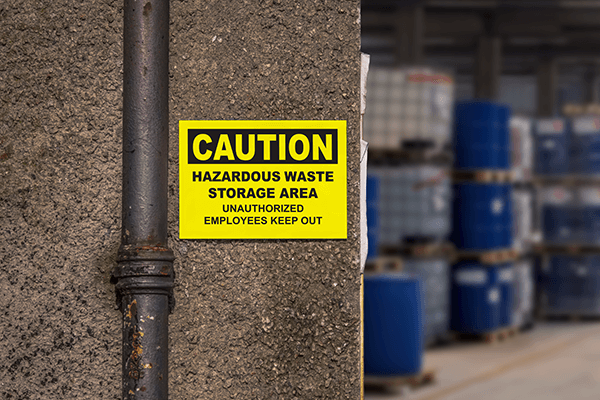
[360,1,600,399]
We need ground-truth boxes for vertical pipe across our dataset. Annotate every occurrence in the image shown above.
[122,0,169,244]
[112,0,174,399]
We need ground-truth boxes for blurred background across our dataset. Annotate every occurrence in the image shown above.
[360,1,600,399]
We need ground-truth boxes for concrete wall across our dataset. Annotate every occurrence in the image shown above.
[0,1,362,399]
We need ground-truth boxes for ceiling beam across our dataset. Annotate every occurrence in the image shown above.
[423,0,600,8]
[362,9,600,36]
[424,12,483,36]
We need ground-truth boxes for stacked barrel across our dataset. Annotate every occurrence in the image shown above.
[534,115,600,318]
[450,101,516,335]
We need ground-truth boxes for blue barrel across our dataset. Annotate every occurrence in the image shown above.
[542,207,577,245]
[571,116,600,175]
[544,256,591,314]
[451,183,513,250]
[366,175,380,259]
[367,175,380,204]
[534,118,569,175]
[541,256,600,315]
[548,255,577,277]
[451,263,501,333]
[498,264,514,327]
[454,101,511,170]
[541,187,576,245]
[363,274,423,375]
[578,187,600,245]
[585,256,600,313]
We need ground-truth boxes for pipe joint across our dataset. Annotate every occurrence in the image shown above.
[112,253,176,314]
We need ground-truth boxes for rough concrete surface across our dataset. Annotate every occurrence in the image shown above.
[0,0,362,399]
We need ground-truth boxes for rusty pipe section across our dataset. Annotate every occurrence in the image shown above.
[112,0,174,399]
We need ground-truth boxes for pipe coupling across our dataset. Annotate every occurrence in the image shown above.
[112,248,176,313]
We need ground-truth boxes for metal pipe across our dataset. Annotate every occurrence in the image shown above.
[112,0,174,399]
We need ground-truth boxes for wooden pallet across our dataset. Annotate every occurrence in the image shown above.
[563,103,600,116]
[400,242,454,258]
[425,333,453,349]
[378,239,454,259]
[539,313,600,322]
[412,172,450,191]
[534,244,600,255]
[563,103,586,116]
[364,256,404,273]
[364,369,437,392]
[533,175,600,186]
[452,327,519,344]
[453,248,519,264]
[451,169,514,183]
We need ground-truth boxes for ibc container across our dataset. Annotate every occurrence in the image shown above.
[571,116,600,175]
[540,186,576,244]
[372,166,451,246]
[364,66,454,150]
[403,258,450,345]
[577,187,600,245]
[451,183,513,250]
[512,260,534,329]
[363,273,423,375]
[498,264,514,327]
[451,263,501,333]
[513,189,533,252]
[534,118,569,175]
[510,116,533,182]
[454,101,511,170]
[417,166,452,239]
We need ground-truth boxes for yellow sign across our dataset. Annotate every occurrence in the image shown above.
[179,120,347,239]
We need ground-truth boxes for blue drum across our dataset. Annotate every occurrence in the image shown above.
[366,175,380,259]
[578,187,600,245]
[534,118,569,175]
[451,183,513,250]
[543,256,600,315]
[364,274,423,375]
[454,101,511,170]
[571,116,600,175]
[451,263,501,333]
[541,187,576,245]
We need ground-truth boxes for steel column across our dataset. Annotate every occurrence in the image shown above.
[584,64,598,104]
[112,0,174,399]
[475,35,502,100]
[537,57,557,117]
[394,6,425,65]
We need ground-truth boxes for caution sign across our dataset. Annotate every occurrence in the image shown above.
[179,120,347,239]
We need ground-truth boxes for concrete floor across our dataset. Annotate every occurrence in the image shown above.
[365,322,600,400]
